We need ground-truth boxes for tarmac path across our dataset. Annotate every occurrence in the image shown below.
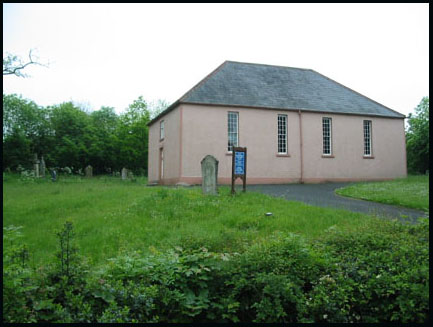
[248,183,428,224]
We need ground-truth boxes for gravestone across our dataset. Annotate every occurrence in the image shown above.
[40,156,46,177]
[85,165,93,178]
[50,169,57,182]
[201,155,218,195]
[121,167,128,180]
[33,154,40,178]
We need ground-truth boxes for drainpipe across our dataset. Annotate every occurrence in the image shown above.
[298,110,304,184]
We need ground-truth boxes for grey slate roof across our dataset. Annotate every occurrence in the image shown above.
[149,61,404,125]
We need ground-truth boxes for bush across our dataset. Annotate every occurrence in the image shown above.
[3,219,429,323]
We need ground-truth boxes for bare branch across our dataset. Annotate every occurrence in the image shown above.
[3,49,48,77]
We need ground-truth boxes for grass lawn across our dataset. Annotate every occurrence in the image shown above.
[335,175,429,211]
[2,173,392,268]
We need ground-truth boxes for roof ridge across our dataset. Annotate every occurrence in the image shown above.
[309,69,405,117]
[224,60,312,72]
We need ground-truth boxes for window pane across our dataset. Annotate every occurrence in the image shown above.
[322,117,332,155]
[160,120,165,139]
[228,112,238,151]
[278,115,287,153]
[364,120,372,156]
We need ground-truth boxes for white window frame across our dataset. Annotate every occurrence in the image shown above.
[277,114,288,154]
[227,111,239,152]
[363,120,372,156]
[160,120,165,140]
[322,117,332,155]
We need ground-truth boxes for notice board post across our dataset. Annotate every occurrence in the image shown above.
[231,147,247,194]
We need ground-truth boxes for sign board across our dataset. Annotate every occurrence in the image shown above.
[234,151,245,175]
[231,147,247,194]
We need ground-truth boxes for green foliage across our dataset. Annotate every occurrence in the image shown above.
[48,102,93,169]
[2,94,160,175]
[3,226,37,322]
[3,217,429,323]
[3,128,32,170]
[3,94,52,169]
[309,219,429,323]
[55,221,79,280]
[116,96,151,173]
[406,96,429,174]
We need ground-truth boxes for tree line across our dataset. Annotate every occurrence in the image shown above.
[3,93,168,175]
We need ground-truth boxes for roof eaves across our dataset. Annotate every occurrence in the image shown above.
[147,100,180,126]
[180,101,406,119]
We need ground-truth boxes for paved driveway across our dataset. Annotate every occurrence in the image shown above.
[248,183,427,224]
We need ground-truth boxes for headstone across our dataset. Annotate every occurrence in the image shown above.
[121,167,128,180]
[50,169,57,182]
[201,155,219,195]
[85,165,93,178]
[33,154,40,178]
[127,170,134,179]
[40,156,46,177]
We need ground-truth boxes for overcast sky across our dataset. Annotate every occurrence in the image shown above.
[3,3,429,117]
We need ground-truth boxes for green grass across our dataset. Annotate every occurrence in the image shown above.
[335,175,429,211]
[3,173,405,268]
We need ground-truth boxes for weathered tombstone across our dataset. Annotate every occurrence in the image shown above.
[85,165,93,178]
[121,167,128,180]
[40,156,46,177]
[127,170,134,179]
[50,169,57,182]
[201,155,219,195]
[33,154,40,178]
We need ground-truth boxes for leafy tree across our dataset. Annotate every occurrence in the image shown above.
[3,93,154,176]
[88,107,119,174]
[2,128,32,170]
[406,97,429,174]
[148,99,170,119]
[48,102,93,169]
[116,96,151,174]
[3,94,53,169]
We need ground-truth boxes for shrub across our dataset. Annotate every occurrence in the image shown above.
[3,219,429,323]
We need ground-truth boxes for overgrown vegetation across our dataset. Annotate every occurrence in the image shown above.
[3,217,429,323]
[3,173,396,266]
[406,96,429,174]
[3,94,168,175]
[335,175,429,211]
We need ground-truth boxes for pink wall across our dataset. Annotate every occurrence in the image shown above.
[180,104,301,184]
[148,103,407,184]
[148,106,181,184]
[301,112,407,181]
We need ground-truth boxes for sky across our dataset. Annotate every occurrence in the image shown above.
[3,3,429,117]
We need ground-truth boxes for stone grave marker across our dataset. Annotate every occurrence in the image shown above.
[50,169,57,182]
[33,154,40,178]
[121,167,128,180]
[40,156,46,177]
[201,155,219,195]
[85,165,93,178]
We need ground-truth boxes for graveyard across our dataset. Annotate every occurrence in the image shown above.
[3,171,429,322]
[2,148,429,323]
[3,172,377,266]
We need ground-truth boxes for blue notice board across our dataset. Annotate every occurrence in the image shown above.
[234,151,245,175]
